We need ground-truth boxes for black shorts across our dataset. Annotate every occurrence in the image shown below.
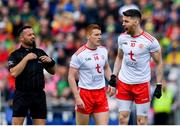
[13,90,47,119]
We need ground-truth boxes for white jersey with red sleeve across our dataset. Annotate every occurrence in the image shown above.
[118,31,161,84]
[70,45,108,89]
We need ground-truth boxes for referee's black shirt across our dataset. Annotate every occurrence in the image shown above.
[8,46,51,92]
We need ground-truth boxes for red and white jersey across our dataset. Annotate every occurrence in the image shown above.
[70,45,108,89]
[118,31,161,84]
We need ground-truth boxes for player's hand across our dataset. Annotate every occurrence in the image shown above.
[75,96,85,110]
[154,84,162,99]
[107,85,116,97]
[108,74,117,87]
[25,53,37,60]
[39,55,52,63]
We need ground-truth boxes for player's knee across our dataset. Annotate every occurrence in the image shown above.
[137,116,147,125]
[119,112,129,125]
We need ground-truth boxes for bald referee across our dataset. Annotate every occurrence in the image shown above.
[8,26,55,125]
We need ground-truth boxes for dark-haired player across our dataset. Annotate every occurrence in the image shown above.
[109,9,163,125]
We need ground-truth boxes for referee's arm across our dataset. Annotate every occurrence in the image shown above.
[39,55,55,75]
[10,53,37,77]
[44,65,55,75]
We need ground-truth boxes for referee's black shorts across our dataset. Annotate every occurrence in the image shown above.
[12,90,47,119]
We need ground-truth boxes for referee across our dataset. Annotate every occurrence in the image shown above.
[8,26,55,125]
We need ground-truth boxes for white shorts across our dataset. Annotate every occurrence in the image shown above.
[117,99,150,116]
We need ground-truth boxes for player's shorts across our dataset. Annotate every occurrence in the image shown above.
[13,90,47,119]
[116,79,150,104]
[76,87,109,114]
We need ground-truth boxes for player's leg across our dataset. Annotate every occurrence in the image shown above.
[133,82,150,125]
[76,111,89,125]
[75,88,93,124]
[137,115,148,125]
[116,80,133,125]
[92,88,109,125]
[136,102,150,125]
[117,99,132,125]
[92,111,109,124]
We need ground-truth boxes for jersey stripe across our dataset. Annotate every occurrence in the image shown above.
[142,32,154,42]
[75,45,86,55]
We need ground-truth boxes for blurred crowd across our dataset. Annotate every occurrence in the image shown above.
[0,0,180,125]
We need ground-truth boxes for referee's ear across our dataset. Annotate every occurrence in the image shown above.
[19,35,23,42]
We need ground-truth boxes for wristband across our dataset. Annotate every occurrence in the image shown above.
[49,59,55,67]
[43,58,55,68]
[156,83,162,85]
[111,74,116,79]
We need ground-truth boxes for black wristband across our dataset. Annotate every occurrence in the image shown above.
[156,84,162,88]
[43,58,55,68]
[109,74,117,87]
[156,83,162,85]
[111,74,116,79]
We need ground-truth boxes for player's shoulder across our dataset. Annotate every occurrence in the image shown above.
[118,32,131,43]
[118,32,130,40]
[98,45,107,50]
[141,31,157,43]
[119,32,130,37]
[75,45,86,56]
[98,45,108,52]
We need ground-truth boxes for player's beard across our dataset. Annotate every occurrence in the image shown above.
[125,27,133,35]
[124,25,136,35]
[124,26,129,33]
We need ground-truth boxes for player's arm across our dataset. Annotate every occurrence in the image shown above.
[113,48,124,75]
[68,67,85,109]
[104,61,112,81]
[10,53,37,78]
[68,67,79,98]
[151,50,163,98]
[108,48,123,87]
[151,50,163,84]
[105,61,116,96]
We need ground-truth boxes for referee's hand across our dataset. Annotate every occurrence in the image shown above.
[39,55,52,63]
[25,53,37,60]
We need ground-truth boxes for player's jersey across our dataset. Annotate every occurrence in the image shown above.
[70,45,108,89]
[118,31,161,84]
